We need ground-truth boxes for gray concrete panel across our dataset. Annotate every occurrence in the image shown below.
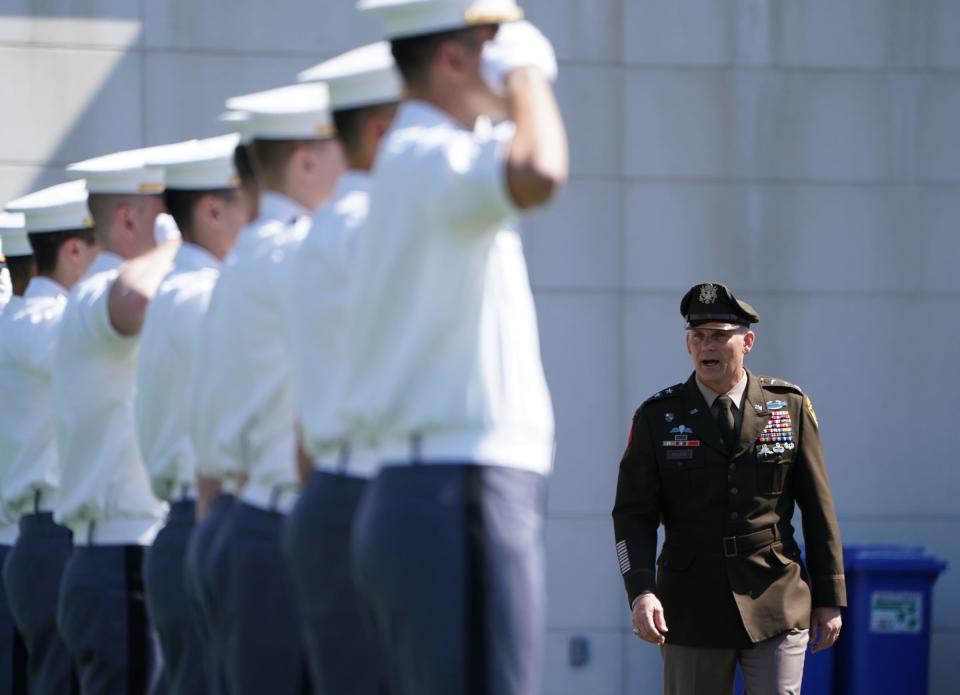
[545,518,624,630]
[776,0,924,69]
[143,0,380,56]
[142,51,319,145]
[555,65,623,178]
[526,179,622,291]
[524,0,620,63]
[0,2,141,48]
[537,292,623,517]
[0,46,142,165]
[622,0,736,66]
[917,76,960,183]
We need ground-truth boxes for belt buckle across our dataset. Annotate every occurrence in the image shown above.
[723,536,737,557]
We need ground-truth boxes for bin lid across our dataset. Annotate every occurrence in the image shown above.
[843,545,948,576]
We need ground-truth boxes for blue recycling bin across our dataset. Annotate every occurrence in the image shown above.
[834,546,947,695]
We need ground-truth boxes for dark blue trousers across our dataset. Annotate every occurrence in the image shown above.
[3,514,76,694]
[144,502,205,695]
[183,493,234,695]
[282,471,386,694]
[0,543,28,694]
[220,500,310,695]
[352,465,547,695]
[57,544,163,695]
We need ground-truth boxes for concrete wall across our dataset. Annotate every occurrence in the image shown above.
[2,1,958,693]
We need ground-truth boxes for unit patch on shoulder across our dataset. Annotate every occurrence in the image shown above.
[805,396,819,429]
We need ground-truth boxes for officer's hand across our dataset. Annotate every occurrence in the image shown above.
[631,593,668,645]
[481,20,557,97]
[810,607,842,653]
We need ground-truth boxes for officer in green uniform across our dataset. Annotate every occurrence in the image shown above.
[613,282,846,695]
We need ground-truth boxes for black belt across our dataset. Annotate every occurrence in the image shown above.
[722,526,781,558]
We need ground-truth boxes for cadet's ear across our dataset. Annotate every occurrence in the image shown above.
[743,330,756,353]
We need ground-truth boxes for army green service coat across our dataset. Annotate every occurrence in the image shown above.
[612,371,846,648]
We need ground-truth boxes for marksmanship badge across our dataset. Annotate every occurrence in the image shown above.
[699,283,718,304]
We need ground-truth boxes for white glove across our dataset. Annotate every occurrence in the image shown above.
[481,20,558,97]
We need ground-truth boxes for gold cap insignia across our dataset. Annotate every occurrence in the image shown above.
[698,283,718,304]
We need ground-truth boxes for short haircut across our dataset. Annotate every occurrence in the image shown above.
[233,143,256,189]
[390,26,488,86]
[332,102,398,156]
[249,139,318,187]
[27,229,96,275]
[86,193,156,243]
[4,254,36,291]
[162,188,237,242]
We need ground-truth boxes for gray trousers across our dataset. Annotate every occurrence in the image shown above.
[352,464,547,695]
[183,493,234,695]
[144,501,205,695]
[220,500,309,695]
[0,544,27,694]
[282,470,386,694]
[662,629,809,695]
[3,513,76,694]
[57,544,163,695]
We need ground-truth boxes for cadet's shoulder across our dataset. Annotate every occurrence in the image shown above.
[757,375,804,396]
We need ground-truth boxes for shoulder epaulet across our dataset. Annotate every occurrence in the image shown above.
[757,376,804,394]
[644,383,684,404]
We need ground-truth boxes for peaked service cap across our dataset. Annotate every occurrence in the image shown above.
[225,83,334,141]
[681,282,759,330]
[146,134,241,191]
[67,142,197,195]
[357,0,523,39]
[298,42,403,112]
[5,180,93,234]
[0,211,30,257]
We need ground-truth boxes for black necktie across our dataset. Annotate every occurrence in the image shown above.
[715,395,736,450]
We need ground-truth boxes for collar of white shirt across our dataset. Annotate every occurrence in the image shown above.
[84,250,123,279]
[174,242,219,273]
[696,371,748,411]
[337,169,372,196]
[24,275,67,300]
[259,191,310,225]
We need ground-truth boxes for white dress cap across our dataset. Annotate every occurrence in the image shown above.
[67,141,197,195]
[358,0,523,39]
[5,180,93,235]
[298,42,403,112]
[224,83,333,141]
[0,211,31,257]
[146,134,241,191]
[219,111,254,145]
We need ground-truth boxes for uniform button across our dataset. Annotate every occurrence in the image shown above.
[730,487,739,495]
[729,464,736,471]
[729,511,739,520]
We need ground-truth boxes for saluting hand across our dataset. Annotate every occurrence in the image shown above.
[631,593,669,645]
[810,607,842,652]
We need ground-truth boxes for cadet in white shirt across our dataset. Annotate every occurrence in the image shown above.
[53,144,184,695]
[135,136,248,695]
[195,83,341,695]
[0,213,35,312]
[182,129,260,695]
[1,182,99,695]
[0,212,33,693]
[283,42,400,694]
[346,2,568,693]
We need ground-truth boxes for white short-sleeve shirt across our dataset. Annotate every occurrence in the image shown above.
[52,251,165,542]
[0,277,68,520]
[338,101,555,475]
[288,171,381,478]
[197,192,308,491]
[135,243,219,502]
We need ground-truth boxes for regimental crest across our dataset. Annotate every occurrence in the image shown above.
[665,413,675,422]
[698,283,719,304]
